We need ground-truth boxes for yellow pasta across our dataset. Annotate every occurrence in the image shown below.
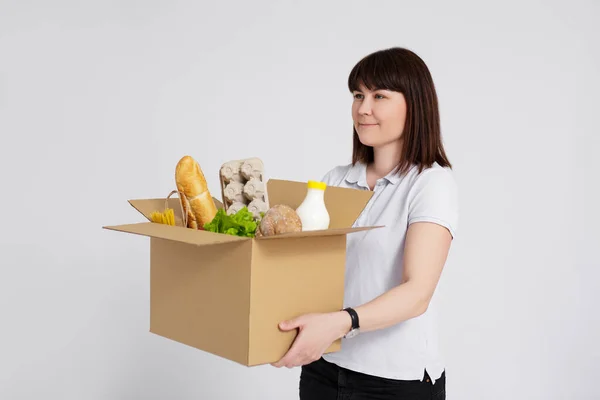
[150,208,176,226]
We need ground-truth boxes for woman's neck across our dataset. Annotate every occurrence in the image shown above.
[369,139,403,178]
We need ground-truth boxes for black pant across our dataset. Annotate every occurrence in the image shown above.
[299,357,445,400]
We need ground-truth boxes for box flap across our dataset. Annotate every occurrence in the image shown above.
[266,179,373,229]
[103,222,250,246]
[255,225,383,240]
[129,197,224,226]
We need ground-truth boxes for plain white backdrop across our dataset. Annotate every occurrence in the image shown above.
[1,1,598,399]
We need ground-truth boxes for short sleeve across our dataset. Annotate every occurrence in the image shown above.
[320,165,347,188]
[407,168,459,239]
[321,169,334,186]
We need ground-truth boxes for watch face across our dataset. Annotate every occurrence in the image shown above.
[345,328,359,339]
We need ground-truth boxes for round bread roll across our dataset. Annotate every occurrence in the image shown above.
[258,204,302,236]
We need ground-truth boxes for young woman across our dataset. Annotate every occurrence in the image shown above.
[272,47,458,400]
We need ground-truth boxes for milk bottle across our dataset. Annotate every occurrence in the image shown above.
[295,181,330,231]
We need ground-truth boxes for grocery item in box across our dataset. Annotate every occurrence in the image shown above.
[219,158,269,219]
[175,155,218,230]
[296,180,330,231]
[255,204,302,237]
[149,189,187,227]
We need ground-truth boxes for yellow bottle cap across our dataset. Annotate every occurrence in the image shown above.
[308,180,327,190]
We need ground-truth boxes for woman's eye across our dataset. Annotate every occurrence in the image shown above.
[375,94,385,99]
[354,93,364,99]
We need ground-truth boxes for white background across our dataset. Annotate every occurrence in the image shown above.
[1,1,598,399]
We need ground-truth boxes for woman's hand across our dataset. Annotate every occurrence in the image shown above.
[271,311,351,368]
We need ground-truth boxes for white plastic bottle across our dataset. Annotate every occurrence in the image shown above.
[295,180,330,231]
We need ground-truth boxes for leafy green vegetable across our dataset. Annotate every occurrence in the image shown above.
[203,207,258,237]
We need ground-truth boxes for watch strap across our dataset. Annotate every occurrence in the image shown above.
[343,307,359,330]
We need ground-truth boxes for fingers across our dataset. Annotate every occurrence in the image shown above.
[271,349,321,368]
[272,319,302,368]
[272,314,320,368]
[278,317,302,331]
[271,352,297,368]
[272,337,301,368]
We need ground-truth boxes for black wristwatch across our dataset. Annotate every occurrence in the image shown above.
[342,307,360,338]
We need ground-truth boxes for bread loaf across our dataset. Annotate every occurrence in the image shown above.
[258,204,302,236]
[175,155,218,229]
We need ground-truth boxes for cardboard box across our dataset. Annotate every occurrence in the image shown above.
[103,179,380,366]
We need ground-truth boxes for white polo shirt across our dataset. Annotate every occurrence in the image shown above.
[320,161,459,384]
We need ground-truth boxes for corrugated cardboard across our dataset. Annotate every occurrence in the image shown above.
[103,179,382,366]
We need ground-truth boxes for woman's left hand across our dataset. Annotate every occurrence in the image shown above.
[271,311,351,368]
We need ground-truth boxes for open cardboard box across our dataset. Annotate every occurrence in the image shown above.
[103,178,382,366]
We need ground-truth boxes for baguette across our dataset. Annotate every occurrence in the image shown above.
[175,155,218,229]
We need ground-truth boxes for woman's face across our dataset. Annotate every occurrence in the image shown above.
[352,83,407,148]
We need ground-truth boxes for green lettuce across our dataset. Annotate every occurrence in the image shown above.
[203,207,258,237]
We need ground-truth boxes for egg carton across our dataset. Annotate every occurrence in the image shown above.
[219,157,269,219]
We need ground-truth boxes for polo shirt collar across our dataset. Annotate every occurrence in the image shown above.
[344,162,366,187]
[344,162,402,187]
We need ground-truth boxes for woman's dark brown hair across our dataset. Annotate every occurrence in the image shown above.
[348,47,452,175]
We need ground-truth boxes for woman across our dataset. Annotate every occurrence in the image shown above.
[272,47,457,400]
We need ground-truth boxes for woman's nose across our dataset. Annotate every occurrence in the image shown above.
[358,99,372,115]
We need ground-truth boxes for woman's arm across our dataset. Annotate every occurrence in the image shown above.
[346,221,453,333]
[272,221,453,368]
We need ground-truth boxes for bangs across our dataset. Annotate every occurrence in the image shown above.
[347,49,407,93]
